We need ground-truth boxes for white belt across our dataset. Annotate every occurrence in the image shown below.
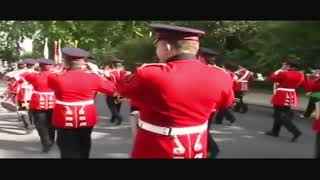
[238,80,248,83]
[138,119,208,136]
[33,91,54,95]
[55,100,94,106]
[316,102,320,119]
[130,111,139,116]
[276,88,295,92]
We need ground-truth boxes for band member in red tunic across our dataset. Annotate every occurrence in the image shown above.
[128,62,143,139]
[197,47,223,159]
[302,68,320,118]
[105,59,127,125]
[48,48,116,158]
[24,59,56,152]
[17,59,37,134]
[233,64,254,113]
[214,62,238,125]
[1,61,25,112]
[265,59,304,142]
[117,24,234,159]
[304,68,320,158]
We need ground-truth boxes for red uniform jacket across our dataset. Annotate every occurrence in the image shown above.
[48,70,116,129]
[8,79,18,94]
[268,70,304,107]
[117,58,235,128]
[16,69,35,103]
[209,64,235,104]
[109,68,128,84]
[124,71,141,108]
[304,75,320,92]
[304,75,320,131]
[229,71,240,93]
[130,99,142,108]
[118,56,234,158]
[234,68,253,92]
[24,71,55,110]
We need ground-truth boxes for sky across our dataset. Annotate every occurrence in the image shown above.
[19,38,33,54]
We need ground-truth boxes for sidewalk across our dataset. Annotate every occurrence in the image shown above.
[244,91,308,112]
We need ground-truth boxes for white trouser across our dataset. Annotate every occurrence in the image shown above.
[316,102,320,120]
[130,111,139,139]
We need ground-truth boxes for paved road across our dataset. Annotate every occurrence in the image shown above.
[0,92,315,158]
[0,80,316,158]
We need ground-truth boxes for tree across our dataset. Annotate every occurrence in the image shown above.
[0,21,39,61]
[1,20,318,74]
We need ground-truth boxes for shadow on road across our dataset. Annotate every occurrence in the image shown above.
[0,139,42,154]
[0,120,26,135]
[0,119,20,123]
[0,128,26,135]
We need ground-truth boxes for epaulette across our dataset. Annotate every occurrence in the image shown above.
[211,65,228,73]
[234,69,242,74]
[52,71,65,75]
[124,74,135,83]
[138,63,167,69]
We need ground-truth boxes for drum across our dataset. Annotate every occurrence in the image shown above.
[0,94,17,112]
[238,80,248,92]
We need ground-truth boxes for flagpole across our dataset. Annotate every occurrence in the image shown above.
[54,41,58,64]
[58,39,62,64]
[44,38,49,59]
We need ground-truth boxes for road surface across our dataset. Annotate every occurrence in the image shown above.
[0,92,315,158]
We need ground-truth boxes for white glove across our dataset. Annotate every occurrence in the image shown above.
[103,70,111,78]
[273,69,283,75]
[87,62,100,74]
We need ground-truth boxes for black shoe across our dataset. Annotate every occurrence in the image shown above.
[229,119,236,124]
[233,105,240,112]
[42,146,50,153]
[42,144,53,153]
[114,119,122,126]
[208,150,220,159]
[265,131,279,137]
[291,132,302,142]
[110,117,116,123]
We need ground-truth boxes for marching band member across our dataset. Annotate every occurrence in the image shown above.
[24,59,56,152]
[117,24,234,159]
[16,59,37,134]
[265,59,304,142]
[233,64,254,113]
[48,48,116,158]
[304,67,320,158]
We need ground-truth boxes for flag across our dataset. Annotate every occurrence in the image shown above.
[58,39,62,63]
[54,41,58,64]
[43,38,49,59]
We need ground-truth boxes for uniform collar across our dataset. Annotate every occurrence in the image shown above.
[67,68,85,72]
[166,53,197,63]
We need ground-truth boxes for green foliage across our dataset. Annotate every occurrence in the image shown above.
[90,46,119,65]
[19,51,42,60]
[114,37,155,71]
[0,20,319,74]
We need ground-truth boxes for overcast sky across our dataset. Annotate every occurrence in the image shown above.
[19,38,33,54]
